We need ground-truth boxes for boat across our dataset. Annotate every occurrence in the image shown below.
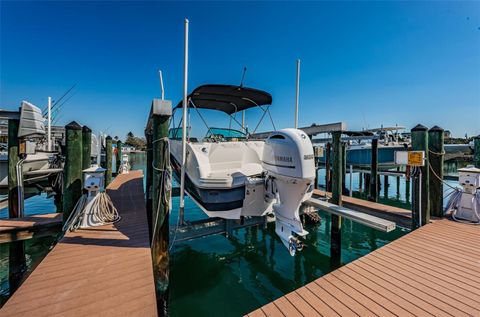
[169,84,316,254]
[0,101,63,192]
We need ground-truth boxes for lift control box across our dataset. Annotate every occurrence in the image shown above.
[83,166,106,193]
[456,166,480,222]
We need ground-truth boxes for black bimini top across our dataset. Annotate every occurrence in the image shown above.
[174,84,272,115]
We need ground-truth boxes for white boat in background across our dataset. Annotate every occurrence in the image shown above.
[0,101,63,191]
[170,84,316,254]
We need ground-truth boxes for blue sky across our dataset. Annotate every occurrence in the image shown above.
[1,1,479,139]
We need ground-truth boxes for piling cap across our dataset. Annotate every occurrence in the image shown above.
[428,125,444,132]
[411,124,428,132]
[82,125,92,133]
[66,121,82,130]
[106,135,112,140]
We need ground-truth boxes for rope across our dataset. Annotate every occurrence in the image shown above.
[150,138,176,250]
[427,160,458,191]
[62,192,121,232]
[428,149,446,156]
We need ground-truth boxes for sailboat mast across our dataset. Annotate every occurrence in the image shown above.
[179,18,189,224]
[47,96,52,151]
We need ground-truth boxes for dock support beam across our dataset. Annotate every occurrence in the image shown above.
[428,126,444,218]
[63,121,83,223]
[411,124,430,228]
[474,135,480,168]
[8,117,25,294]
[105,136,113,186]
[151,104,171,315]
[82,126,92,170]
[368,138,378,202]
[331,131,342,267]
[116,140,122,174]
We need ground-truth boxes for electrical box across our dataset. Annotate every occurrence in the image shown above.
[83,166,106,193]
[19,140,37,155]
[394,150,425,166]
[458,166,480,194]
[314,146,324,158]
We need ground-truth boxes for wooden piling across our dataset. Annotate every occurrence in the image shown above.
[116,140,122,174]
[145,132,153,241]
[8,119,20,219]
[368,138,379,202]
[474,135,480,168]
[7,117,25,294]
[151,102,171,315]
[63,121,83,223]
[82,125,92,170]
[428,126,444,218]
[411,124,430,228]
[325,142,331,192]
[331,131,342,267]
[105,136,113,186]
[359,172,363,192]
[383,174,389,198]
[341,142,347,194]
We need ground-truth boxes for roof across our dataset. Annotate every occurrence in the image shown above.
[174,84,272,115]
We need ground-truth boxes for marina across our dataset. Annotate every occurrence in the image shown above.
[1,2,479,316]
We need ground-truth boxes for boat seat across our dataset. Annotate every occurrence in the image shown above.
[201,163,262,188]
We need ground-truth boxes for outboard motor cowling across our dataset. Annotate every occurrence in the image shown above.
[262,128,315,255]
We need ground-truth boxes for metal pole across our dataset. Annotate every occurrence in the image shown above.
[349,164,353,197]
[47,96,52,151]
[179,18,189,225]
[294,59,300,129]
[242,111,245,131]
[159,70,165,101]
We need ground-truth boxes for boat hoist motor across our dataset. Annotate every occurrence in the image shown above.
[262,128,316,255]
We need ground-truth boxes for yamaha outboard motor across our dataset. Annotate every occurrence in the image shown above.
[262,128,315,255]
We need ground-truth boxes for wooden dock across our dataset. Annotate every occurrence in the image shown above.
[1,170,157,317]
[0,213,62,243]
[247,219,480,317]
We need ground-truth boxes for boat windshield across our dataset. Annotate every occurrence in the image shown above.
[169,128,182,140]
[205,128,246,141]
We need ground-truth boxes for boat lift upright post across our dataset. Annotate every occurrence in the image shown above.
[179,18,189,225]
[294,59,300,129]
[47,96,52,151]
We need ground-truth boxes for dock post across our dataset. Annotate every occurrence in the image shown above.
[82,125,92,170]
[358,172,363,192]
[63,121,83,223]
[383,175,389,198]
[325,142,331,192]
[474,135,480,168]
[116,140,122,174]
[105,136,113,186]
[151,101,171,315]
[342,142,347,194]
[7,117,25,293]
[428,126,444,218]
[411,124,430,228]
[145,132,153,241]
[368,138,379,202]
[396,167,401,198]
[331,131,343,267]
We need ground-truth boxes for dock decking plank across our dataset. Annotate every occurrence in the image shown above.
[246,219,480,317]
[0,171,157,317]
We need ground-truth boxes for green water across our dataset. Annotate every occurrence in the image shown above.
[0,152,411,315]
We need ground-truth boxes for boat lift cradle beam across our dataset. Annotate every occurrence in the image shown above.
[305,197,396,232]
